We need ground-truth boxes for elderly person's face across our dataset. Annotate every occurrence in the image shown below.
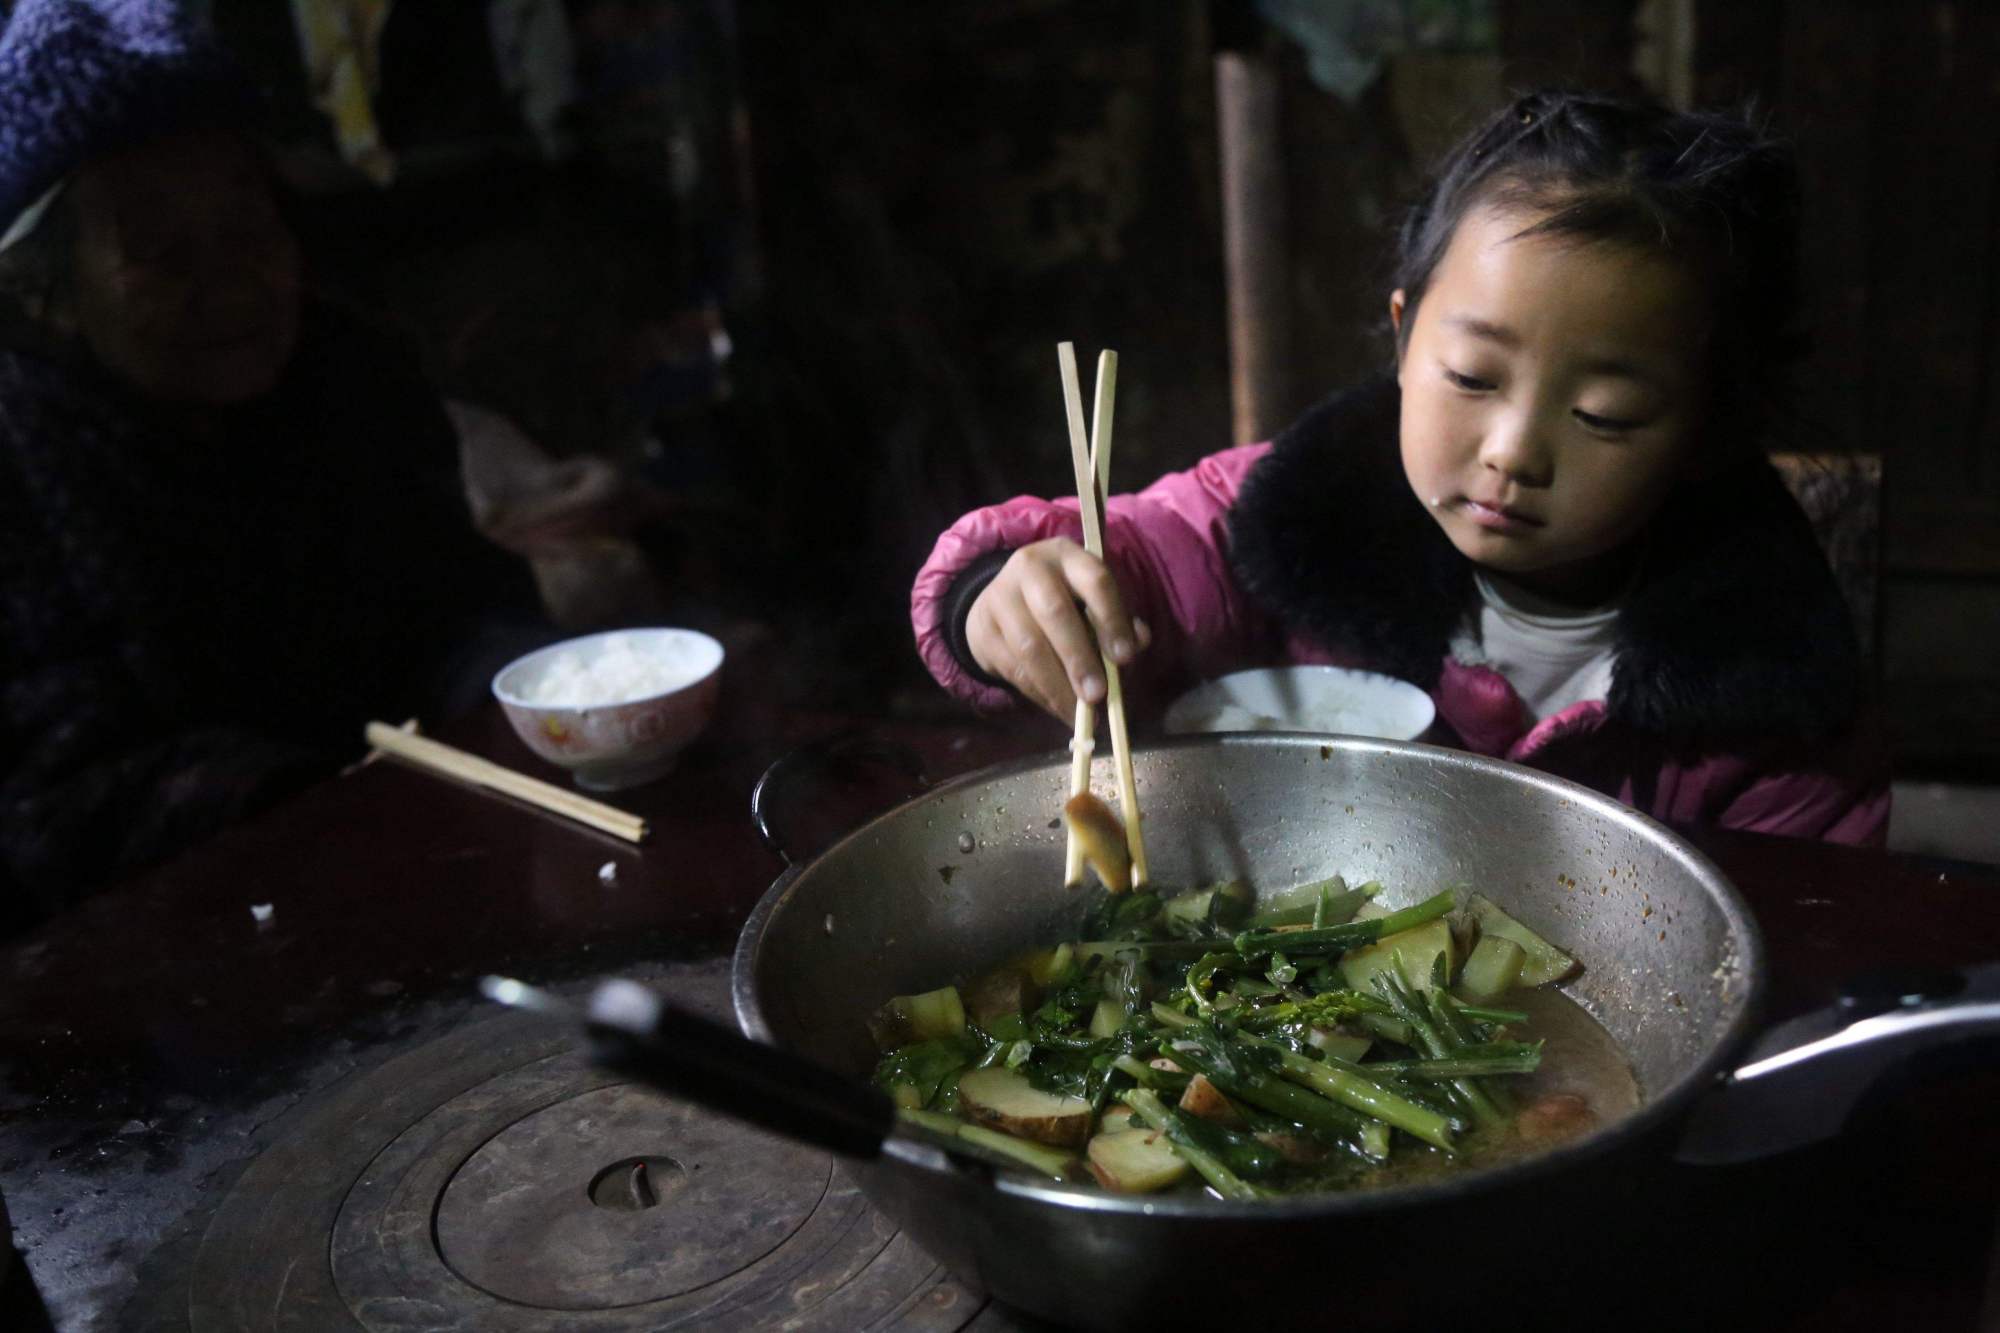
[69,129,301,405]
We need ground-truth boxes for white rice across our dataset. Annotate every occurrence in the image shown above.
[520,633,709,707]
[1181,701,1374,734]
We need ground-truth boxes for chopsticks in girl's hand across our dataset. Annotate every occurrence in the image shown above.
[362,720,650,843]
[1056,342,1148,892]
[1058,343,1099,889]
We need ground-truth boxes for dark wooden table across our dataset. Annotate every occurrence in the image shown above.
[3,673,1997,1331]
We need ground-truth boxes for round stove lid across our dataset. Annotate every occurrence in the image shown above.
[180,959,1021,1331]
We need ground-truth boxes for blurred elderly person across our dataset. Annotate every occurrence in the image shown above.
[0,0,550,931]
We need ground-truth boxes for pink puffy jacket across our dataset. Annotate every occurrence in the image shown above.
[913,406,1889,846]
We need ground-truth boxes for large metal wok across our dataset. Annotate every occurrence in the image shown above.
[731,734,1998,1328]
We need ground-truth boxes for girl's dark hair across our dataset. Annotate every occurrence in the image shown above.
[1394,89,1803,440]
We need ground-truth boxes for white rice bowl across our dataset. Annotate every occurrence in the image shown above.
[1163,666,1434,741]
[493,629,724,790]
[509,630,719,708]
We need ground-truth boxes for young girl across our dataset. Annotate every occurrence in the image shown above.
[911,89,1888,846]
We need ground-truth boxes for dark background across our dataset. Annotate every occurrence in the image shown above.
[200,0,2000,776]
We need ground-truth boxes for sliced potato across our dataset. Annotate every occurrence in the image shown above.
[1466,894,1578,986]
[1087,1128,1190,1192]
[957,1067,1093,1148]
[1341,918,1456,995]
[866,985,967,1051]
[1176,1073,1244,1127]
[1456,935,1527,1003]
[1063,792,1131,892]
[1098,1105,1144,1134]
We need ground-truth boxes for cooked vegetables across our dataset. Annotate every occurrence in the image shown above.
[1242,874,1375,929]
[901,1106,1074,1179]
[1063,792,1132,892]
[875,1034,981,1109]
[963,967,1035,1028]
[1121,1087,1267,1200]
[869,876,1593,1197]
[1161,879,1254,932]
[1463,893,1577,986]
[1457,936,1528,1003]
[1231,889,1456,957]
[1088,1126,1191,1191]
[1177,1073,1246,1127]
[1339,917,1456,995]
[957,1067,1094,1147]
[868,985,967,1050]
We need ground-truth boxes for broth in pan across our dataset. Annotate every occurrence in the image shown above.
[1351,985,1642,1192]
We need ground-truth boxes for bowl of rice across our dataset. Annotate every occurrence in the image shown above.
[492,628,725,791]
[1163,665,1434,741]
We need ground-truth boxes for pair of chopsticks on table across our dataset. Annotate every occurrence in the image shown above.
[361,720,650,844]
[1057,342,1148,893]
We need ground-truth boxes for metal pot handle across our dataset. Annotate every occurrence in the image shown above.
[749,731,928,864]
[575,978,1023,1180]
[1675,960,2000,1164]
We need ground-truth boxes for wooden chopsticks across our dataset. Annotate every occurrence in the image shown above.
[1057,342,1149,891]
[362,721,650,843]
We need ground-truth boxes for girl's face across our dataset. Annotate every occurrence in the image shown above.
[70,129,302,406]
[1392,202,1711,604]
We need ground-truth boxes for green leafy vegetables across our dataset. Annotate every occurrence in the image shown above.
[869,877,1590,1197]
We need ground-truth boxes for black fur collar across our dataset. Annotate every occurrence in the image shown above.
[1226,376,1863,745]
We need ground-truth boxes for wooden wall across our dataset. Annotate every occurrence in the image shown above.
[1696,0,2000,774]
[738,1,1230,552]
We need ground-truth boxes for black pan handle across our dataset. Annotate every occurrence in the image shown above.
[749,731,928,864]
[584,978,897,1159]
[1675,960,2000,1164]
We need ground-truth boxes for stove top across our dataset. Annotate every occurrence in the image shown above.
[52,960,1043,1331]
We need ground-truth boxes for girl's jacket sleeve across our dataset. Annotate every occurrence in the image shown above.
[911,443,1272,710]
[1697,743,1891,847]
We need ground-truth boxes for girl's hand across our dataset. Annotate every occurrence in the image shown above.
[966,538,1151,721]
